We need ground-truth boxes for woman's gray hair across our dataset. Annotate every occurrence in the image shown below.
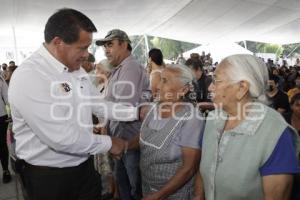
[223,54,269,104]
[166,64,196,103]
[167,64,194,84]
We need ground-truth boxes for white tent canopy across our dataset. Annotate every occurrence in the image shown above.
[0,0,300,62]
[183,41,253,63]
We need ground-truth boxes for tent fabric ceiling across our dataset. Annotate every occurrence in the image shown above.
[0,0,300,48]
[149,0,300,44]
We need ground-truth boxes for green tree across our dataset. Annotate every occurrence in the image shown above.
[129,35,198,65]
[238,41,300,59]
[256,43,283,57]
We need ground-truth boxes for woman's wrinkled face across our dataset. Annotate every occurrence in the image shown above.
[157,69,187,103]
[208,61,240,110]
[95,64,110,84]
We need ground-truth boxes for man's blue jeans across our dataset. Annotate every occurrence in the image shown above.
[114,150,142,200]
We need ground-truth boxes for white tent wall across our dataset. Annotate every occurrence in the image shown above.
[1,0,300,64]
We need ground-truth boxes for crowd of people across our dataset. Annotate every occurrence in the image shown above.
[0,8,300,200]
[0,60,18,184]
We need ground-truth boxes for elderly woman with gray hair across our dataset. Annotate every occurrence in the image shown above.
[200,54,300,200]
[94,59,113,93]
[128,64,205,200]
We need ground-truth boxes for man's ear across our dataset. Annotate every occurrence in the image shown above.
[52,37,64,47]
[123,41,130,50]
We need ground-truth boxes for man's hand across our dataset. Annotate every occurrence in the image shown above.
[139,105,150,121]
[109,137,126,159]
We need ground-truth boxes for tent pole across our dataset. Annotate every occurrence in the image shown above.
[144,34,149,54]
[244,41,247,50]
[132,36,144,53]
[143,34,150,67]
[12,26,19,64]
[286,44,300,58]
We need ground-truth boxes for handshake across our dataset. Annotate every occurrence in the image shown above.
[109,137,129,159]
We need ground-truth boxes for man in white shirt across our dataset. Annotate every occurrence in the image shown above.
[8,8,137,200]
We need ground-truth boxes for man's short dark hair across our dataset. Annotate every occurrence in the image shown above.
[148,48,163,66]
[1,63,7,70]
[185,58,203,71]
[44,8,97,44]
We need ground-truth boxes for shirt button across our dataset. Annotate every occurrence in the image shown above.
[218,157,223,163]
[80,86,83,89]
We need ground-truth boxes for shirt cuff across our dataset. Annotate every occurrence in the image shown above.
[135,106,139,120]
[95,135,112,154]
[112,104,139,121]
[124,105,138,121]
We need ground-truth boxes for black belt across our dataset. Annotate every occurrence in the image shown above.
[17,157,92,172]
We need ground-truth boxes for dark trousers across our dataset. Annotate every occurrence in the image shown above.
[0,115,9,171]
[22,158,102,200]
[114,151,142,200]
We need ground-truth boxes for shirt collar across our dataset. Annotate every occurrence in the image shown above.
[73,68,90,81]
[111,54,133,73]
[37,44,68,74]
[212,103,267,136]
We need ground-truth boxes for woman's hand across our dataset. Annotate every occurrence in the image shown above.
[193,171,205,200]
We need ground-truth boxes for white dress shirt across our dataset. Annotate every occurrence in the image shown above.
[8,45,138,167]
[0,76,8,117]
